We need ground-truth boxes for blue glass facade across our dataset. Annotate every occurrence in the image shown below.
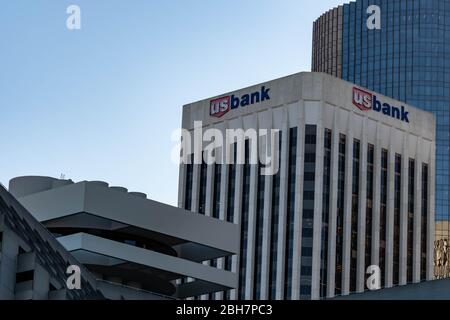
[313,0,450,225]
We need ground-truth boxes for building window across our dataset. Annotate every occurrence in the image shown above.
[227,143,237,223]
[198,153,208,215]
[224,143,237,300]
[253,162,266,299]
[212,164,222,219]
[184,154,194,211]
[269,132,282,300]
[365,145,375,273]
[393,154,402,286]
[15,270,34,284]
[208,259,218,300]
[300,125,317,300]
[421,164,429,281]
[284,127,298,300]
[380,149,388,287]
[407,159,415,283]
[238,140,251,299]
[335,134,346,296]
[350,139,360,292]
[224,256,233,300]
[320,129,332,299]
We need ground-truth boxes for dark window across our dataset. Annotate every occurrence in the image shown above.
[350,139,360,292]
[212,164,222,219]
[407,159,415,283]
[284,127,298,299]
[320,129,332,298]
[208,260,218,300]
[253,162,266,299]
[224,254,233,300]
[380,149,388,288]
[365,145,374,273]
[393,154,401,286]
[300,125,317,299]
[421,164,429,281]
[300,285,311,295]
[209,163,222,299]
[224,144,237,301]
[269,132,282,300]
[198,153,208,215]
[16,270,34,284]
[184,154,194,211]
[238,140,251,299]
[335,134,346,296]
[227,144,238,223]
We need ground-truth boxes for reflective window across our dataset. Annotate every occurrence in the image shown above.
[335,134,346,295]
[350,139,361,292]
[269,132,282,300]
[238,140,251,299]
[320,129,332,298]
[284,127,298,299]
[300,125,317,300]
[393,154,402,286]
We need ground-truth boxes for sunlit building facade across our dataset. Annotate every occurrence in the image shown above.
[178,72,435,299]
[312,0,450,262]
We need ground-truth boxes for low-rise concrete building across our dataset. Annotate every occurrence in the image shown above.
[9,176,239,299]
[0,184,102,300]
[179,72,436,300]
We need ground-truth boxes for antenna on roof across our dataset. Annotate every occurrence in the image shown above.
[60,173,66,180]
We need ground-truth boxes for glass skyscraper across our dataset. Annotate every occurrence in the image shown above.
[313,0,450,242]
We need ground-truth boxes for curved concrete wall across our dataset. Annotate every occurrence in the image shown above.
[9,176,73,198]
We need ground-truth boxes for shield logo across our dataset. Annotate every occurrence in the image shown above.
[352,87,373,111]
[210,96,231,118]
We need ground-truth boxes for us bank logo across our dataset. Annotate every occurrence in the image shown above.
[352,87,410,123]
[210,86,271,118]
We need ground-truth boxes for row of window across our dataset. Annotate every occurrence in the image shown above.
[338,0,449,223]
[183,125,430,299]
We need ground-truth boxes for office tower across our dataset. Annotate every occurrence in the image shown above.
[312,0,450,260]
[178,72,435,299]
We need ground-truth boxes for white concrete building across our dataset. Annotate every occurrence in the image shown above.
[0,183,102,300]
[178,72,436,300]
[8,176,239,299]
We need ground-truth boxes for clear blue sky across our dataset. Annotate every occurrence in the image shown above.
[0,0,345,205]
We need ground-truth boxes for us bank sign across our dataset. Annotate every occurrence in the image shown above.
[352,87,410,123]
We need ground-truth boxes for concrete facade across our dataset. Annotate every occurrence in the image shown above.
[179,72,436,300]
[9,176,239,299]
[0,184,102,300]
